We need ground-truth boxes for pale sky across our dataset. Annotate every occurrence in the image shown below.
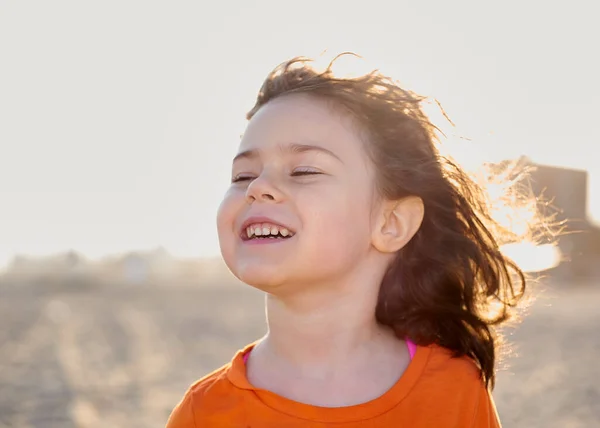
[1,0,598,266]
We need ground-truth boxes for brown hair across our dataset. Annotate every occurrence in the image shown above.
[246,54,547,389]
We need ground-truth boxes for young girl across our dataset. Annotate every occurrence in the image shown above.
[167,54,534,427]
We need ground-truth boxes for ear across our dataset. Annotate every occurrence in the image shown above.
[372,196,424,253]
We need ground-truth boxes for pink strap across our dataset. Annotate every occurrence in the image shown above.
[407,339,417,359]
[243,339,417,363]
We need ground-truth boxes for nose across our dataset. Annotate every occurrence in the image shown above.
[245,173,283,204]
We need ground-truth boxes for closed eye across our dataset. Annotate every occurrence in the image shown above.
[291,169,322,177]
[232,169,322,183]
[232,175,255,183]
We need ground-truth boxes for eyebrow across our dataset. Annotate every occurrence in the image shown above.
[233,143,343,163]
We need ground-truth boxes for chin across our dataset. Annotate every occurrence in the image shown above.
[229,262,289,292]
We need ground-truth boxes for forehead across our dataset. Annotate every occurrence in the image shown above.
[239,94,363,157]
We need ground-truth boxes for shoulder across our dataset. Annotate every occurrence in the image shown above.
[188,363,235,398]
[423,344,483,383]
[409,345,500,427]
[165,363,239,427]
[417,344,487,398]
[166,345,256,427]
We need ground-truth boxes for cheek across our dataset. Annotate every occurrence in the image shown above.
[306,191,373,251]
[216,190,241,245]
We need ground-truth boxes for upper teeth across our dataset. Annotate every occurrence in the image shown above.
[246,223,292,238]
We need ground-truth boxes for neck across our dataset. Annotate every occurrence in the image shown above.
[256,273,399,374]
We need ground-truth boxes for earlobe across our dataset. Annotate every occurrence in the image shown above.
[373,196,424,253]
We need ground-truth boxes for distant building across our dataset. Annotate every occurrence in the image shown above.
[526,161,600,278]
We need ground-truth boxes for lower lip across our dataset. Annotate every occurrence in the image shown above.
[241,236,293,245]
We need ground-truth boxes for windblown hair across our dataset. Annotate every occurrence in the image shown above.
[246,54,548,389]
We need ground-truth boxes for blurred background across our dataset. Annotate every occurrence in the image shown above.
[0,1,599,427]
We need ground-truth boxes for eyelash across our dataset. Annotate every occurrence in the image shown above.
[232,170,322,183]
[292,169,321,176]
[231,176,253,183]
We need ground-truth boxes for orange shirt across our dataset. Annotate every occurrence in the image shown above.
[166,343,501,427]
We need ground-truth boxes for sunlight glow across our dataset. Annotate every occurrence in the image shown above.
[0,2,597,265]
[500,242,561,273]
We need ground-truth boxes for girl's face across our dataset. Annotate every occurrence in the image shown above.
[217,94,380,292]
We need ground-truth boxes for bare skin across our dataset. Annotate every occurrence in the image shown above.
[217,94,424,406]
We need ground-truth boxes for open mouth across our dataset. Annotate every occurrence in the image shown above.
[241,223,295,242]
